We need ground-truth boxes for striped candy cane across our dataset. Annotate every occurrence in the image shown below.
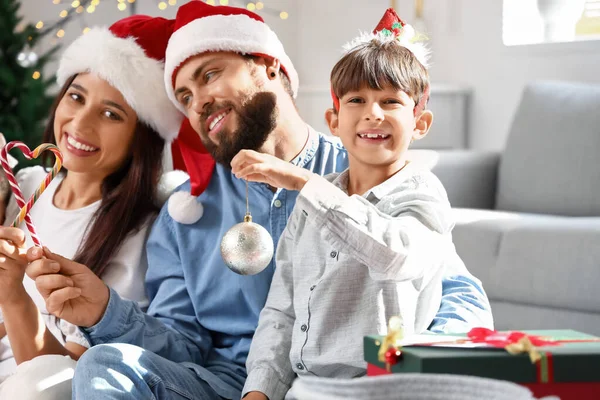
[0,141,63,247]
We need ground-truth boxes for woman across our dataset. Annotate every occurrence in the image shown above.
[0,15,182,399]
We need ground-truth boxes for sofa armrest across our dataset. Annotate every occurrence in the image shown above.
[408,149,501,209]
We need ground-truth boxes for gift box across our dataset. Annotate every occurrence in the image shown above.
[364,329,600,400]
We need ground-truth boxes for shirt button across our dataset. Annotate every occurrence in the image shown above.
[274,199,282,208]
[296,363,304,370]
[310,285,316,291]
[330,251,337,258]
[301,324,308,332]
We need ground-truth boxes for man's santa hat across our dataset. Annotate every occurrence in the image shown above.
[163,1,297,224]
[164,0,299,113]
[332,8,431,116]
[167,120,215,224]
[57,15,182,142]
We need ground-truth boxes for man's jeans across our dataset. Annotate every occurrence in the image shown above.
[73,343,223,400]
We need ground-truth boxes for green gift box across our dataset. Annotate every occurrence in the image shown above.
[364,330,600,399]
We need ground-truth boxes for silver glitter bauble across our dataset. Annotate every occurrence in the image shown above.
[220,214,274,275]
[16,49,38,68]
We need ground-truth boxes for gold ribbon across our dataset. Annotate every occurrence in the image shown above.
[504,336,542,364]
[378,316,404,369]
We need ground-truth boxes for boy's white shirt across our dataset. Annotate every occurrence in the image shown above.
[243,161,463,399]
[0,167,150,373]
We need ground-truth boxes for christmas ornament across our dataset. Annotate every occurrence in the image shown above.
[16,47,38,68]
[0,141,63,247]
[378,315,405,371]
[220,180,274,275]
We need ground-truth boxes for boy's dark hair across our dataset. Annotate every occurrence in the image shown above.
[330,39,429,109]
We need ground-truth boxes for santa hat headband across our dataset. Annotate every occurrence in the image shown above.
[164,0,299,114]
[57,15,182,142]
[332,8,430,116]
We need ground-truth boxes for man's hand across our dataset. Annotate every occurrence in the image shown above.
[231,150,314,191]
[243,392,269,400]
[26,246,110,327]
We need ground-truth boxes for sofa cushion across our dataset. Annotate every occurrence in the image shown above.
[492,217,600,314]
[453,209,600,315]
[491,300,600,336]
[496,81,600,216]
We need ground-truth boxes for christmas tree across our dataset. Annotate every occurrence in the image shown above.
[0,0,59,168]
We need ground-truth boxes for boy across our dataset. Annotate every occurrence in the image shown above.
[232,8,464,400]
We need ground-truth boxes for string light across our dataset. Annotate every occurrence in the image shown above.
[128,0,136,3]
[219,0,229,5]
[158,2,167,10]
[86,5,95,13]
[76,5,84,12]
[117,2,126,10]
[56,29,65,38]
[35,21,44,29]
[168,0,177,5]
[59,10,68,17]
[247,2,255,11]
[92,0,100,5]
[280,11,289,20]
[32,71,41,80]
[256,1,263,10]
[206,0,215,4]
[83,27,90,34]
[53,0,61,4]
[71,0,80,8]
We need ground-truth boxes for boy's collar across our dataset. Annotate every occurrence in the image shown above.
[331,161,415,200]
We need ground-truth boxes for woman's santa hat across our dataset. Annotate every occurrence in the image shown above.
[164,0,299,114]
[57,15,182,142]
[163,1,297,224]
[332,8,431,116]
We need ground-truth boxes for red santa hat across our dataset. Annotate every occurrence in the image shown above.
[332,8,430,116]
[167,120,215,224]
[164,0,299,114]
[57,15,182,142]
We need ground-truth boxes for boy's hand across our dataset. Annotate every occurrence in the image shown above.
[231,150,314,191]
[243,392,269,400]
[25,246,110,327]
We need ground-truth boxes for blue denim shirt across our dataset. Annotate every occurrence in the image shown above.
[83,129,493,399]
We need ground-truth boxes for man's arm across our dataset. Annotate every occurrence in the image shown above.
[82,207,213,364]
[428,254,494,333]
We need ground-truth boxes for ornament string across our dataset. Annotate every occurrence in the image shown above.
[244,179,252,223]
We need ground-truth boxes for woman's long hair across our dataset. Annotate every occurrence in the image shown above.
[42,75,165,277]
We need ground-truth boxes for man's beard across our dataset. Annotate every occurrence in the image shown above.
[199,91,278,166]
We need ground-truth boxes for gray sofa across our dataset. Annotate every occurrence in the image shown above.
[411,81,600,335]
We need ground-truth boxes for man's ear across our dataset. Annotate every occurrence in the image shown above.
[412,110,433,142]
[263,56,281,80]
[325,108,340,137]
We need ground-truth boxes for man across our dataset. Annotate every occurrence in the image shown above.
[27,2,493,399]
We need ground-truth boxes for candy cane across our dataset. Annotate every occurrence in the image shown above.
[0,141,63,247]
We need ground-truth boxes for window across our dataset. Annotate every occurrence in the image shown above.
[503,0,600,46]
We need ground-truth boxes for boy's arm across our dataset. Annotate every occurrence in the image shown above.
[242,211,298,400]
[82,208,212,364]
[296,173,450,284]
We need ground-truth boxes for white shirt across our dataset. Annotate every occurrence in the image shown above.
[0,167,151,368]
[244,162,461,399]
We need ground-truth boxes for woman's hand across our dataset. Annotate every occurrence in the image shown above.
[0,227,29,306]
[231,150,314,191]
[26,247,109,327]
